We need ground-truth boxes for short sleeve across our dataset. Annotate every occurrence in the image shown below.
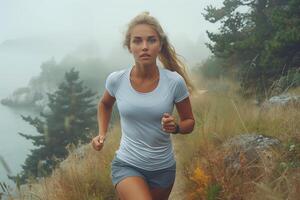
[174,75,190,103]
[105,72,117,97]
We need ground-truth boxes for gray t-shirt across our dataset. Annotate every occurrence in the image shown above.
[105,66,189,170]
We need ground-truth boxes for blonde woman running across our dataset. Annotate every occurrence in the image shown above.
[92,12,195,200]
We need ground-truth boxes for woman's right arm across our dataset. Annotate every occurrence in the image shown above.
[98,90,116,137]
[92,90,116,151]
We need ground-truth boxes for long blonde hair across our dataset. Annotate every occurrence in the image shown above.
[123,11,195,93]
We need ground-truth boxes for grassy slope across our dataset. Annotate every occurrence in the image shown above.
[12,78,300,200]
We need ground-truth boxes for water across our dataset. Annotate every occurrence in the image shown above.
[0,104,37,186]
[0,37,100,189]
[0,51,52,188]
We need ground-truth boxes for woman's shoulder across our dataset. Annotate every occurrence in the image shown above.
[105,68,128,95]
[107,68,128,81]
[161,67,183,82]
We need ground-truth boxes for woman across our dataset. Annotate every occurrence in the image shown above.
[91,12,195,200]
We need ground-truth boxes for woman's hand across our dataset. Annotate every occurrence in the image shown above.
[91,135,105,151]
[161,113,179,134]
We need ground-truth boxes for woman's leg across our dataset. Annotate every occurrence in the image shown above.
[116,176,152,200]
[150,183,174,200]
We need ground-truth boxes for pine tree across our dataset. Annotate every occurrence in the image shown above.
[14,68,97,183]
[203,0,300,98]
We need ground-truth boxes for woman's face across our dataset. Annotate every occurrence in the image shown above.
[129,24,161,66]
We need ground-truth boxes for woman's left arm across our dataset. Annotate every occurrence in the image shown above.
[175,97,195,134]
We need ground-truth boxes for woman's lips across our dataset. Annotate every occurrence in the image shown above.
[140,54,151,58]
[140,56,150,60]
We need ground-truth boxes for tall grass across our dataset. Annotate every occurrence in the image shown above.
[18,125,121,200]
[173,77,300,199]
[14,77,300,200]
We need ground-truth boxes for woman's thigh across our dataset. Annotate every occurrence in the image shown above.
[150,184,174,200]
[116,176,152,200]
[146,163,176,199]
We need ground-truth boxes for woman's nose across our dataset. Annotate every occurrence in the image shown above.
[142,41,149,50]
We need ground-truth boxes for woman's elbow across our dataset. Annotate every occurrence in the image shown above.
[182,118,195,134]
[189,119,195,133]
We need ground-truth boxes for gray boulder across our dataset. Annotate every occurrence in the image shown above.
[223,134,280,171]
[263,93,300,107]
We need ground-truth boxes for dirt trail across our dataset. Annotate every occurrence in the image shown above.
[169,170,187,200]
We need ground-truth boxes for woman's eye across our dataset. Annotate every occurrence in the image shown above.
[149,38,157,43]
[133,39,141,43]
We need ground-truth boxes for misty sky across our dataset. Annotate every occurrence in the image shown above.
[0,0,226,89]
[0,0,224,57]
[1,0,226,185]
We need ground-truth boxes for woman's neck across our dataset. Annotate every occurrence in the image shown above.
[132,63,159,80]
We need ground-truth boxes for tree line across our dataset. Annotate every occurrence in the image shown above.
[9,68,113,184]
[8,0,300,185]
[202,0,300,99]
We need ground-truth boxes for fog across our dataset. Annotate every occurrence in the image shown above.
[1,0,223,40]
[0,0,224,186]
[0,0,225,102]
[1,0,223,67]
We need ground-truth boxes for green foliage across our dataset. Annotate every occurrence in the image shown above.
[206,183,222,200]
[195,56,226,79]
[29,55,115,99]
[279,137,300,172]
[270,68,300,94]
[203,0,300,97]
[13,68,97,184]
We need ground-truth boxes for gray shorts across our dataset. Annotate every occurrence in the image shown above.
[111,156,176,188]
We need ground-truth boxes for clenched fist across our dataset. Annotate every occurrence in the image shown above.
[161,113,179,134]
[91,135,106,151]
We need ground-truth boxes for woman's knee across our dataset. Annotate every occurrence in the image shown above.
[116,176,152,200]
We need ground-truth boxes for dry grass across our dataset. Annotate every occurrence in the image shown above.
[173,77,300,199]
[9,77,300,200]
[17,125,121,200]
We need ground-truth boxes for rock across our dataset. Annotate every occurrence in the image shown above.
[0,84,57,111]
[0,87,36,107]
[263,93,300,108]
[223,134,280,171]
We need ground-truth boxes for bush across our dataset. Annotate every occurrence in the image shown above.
[271,69,300,95]
[195,56,226,79]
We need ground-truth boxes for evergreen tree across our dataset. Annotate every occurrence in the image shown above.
[203,0,300,98]
[14,68,97,183]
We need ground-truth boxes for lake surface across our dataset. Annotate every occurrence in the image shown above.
[0,51,54,187]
